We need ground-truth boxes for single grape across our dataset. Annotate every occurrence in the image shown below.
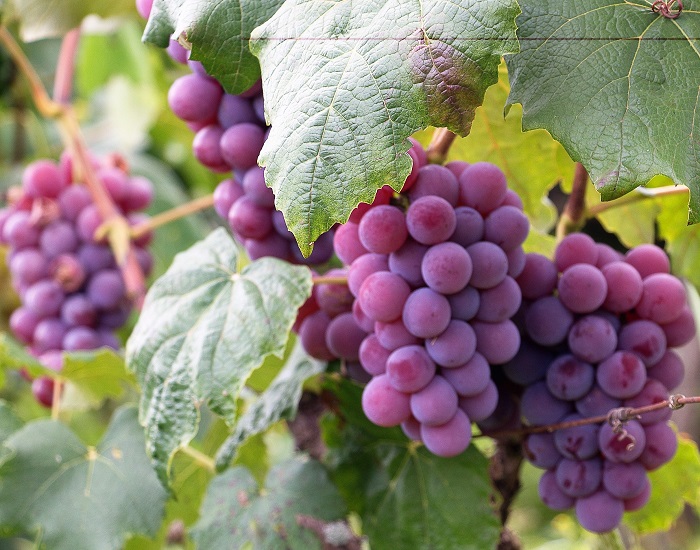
[388,239,428,287]
[358,271,410,323]
[624,477,651,512]
[617,320,667,367]
[457,380,498,422]
[524,433,560,469]
[361,374,411,427]
[472,320,520,365]
[420,409,471,457]
[58,185,92,221]
[624,379,671,425]
[325,313,367,361]
[475,276,521,323]
[333,222,368,265]
[192,125,228,172]
[558,264,607,314]
[521,381,572,425]
[661,306,696,348]
[596,351,647,399]
[554,232,598,272]
[447,285,480,321]
[538,470,574,511]
[646,350,684,391]
[22,159,66,199]
[602,461,647,499]
[24,280,64,318]
[168,74,222,123]
[636,273,687,324]
[575,385,622,418]
[219,123,265,170]
[625,244,670,278]
[374,319,420,350]
[421,242,472,294]
[554,415,600,460]
[556,457,602,498]
[441,352,490,396]
[9,307,41,344]
[358,205,408,254]
[33,318,67,353]
[638,422,677,471]
[567,315,617,364]
[87,270,126,310]
[598,420,646,463]
[9,248,47,286]
[408,164,459,206]
[450,206,484,248]
[410,376,459,426]
[458,162,507,215]
[385,345,436,393]
[402,287,451,339]
[601,262,643,313]
[298,311,334,361]
[405,196,456,245]
[242,167,275,208]
[516,253,558,300]
[483,205,529,251]
[348,253,389,297]
[524,296,574,346]
[424,319,477,367]
[227,196,273,240]
[358,334,390,376]
[465,241,508,289]
[575,490,624,533]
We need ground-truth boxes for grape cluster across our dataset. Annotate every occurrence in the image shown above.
[138,3,333,265]
[506,234,693,533]
[0,155,154,407]
[299,142,529,457]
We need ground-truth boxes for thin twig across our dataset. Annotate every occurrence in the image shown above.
[555,162,588,240]
[587,184,689,217]
[53,28,80,105]
[179,445,216,473]
[480,394,700,440]
[131,194,215,239]
[426,128,457,165]
[312,275,348,286]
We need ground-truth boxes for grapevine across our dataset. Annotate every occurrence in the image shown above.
[0,1,698,549]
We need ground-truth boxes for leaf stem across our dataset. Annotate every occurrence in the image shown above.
[555,162,588,240]
[179,445,216,473]
[53,28,80,105]
[131,194,215,239]
[312,275,348,286]
[426,128,457,165]
[480,394,700,440]
[587,184,689,217]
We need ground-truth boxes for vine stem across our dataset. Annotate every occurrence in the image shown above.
[587,184,689,217]
[131,194,215,239]
[179,445,216,473]
[479,394,700,440]
[0,27,147,304]
[555,162,588,240]
[426,128,457,165]
[312,275,348,286]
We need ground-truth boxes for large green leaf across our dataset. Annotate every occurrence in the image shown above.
[191,457,346,549]
[252,0,519,254]
[0,406,166,549]
[324,379,501,550]
[506,1,700,222]
[625,433,700,533]
[215,342,326,470]
[126,228,312,483]
[12,0,134,41]
[0,401,22,443]
[446,62,574,232]
[142,0,284,94]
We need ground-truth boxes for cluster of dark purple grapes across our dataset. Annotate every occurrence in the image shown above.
[0,155,153,407]
[500,234,693,533]
[137,3,334,266]
[298,142,530,458]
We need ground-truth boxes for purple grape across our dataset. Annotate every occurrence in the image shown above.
[217,94,258,128]
[575,490,624,533]
[361,374,411,427]
[506,246,526,278]
[348,254,389,297]
[402,287,451,338]
[602,461,647,499]
[86,270,126,310]
[457,380,498,422]
[358,271,410,323]
[58,185,92,221]
[9,307,41,344]
[624,380,671,425]
[636,273,687,324]
[441,352,490,396]
[521,381,572,425]
[358,205,407,254]
[352,300,375,333]
[314,268,352,317]
[76,205,103,243]
[3,211,40,249]
[598,420,646,463]
[617,320,667,366]
[516,253,558,300]
[410,376,458,426]
[33,318,67,353]
[168,73,222,123]
[325,313,367,361]
[525,296,574,346]
[408,164,459,206]
[483,205,529,251]
[220,123,266,170]
[123,176,154,212]
[242,166,275,208]
[298,311,334,361]
[646,350,684,390]
[40,220,79,258]
[553,415,600,460]
[458,162,507,215]
[465,241,508,289]
[99,167,130,205]
[424,319,477,367]
[575,385,621,418]
[63,326,101,351]
[558,264,607,314]
[538,470,574,511]
[332,222,368,265]
[405,196,456,245]
[227,196,272,240]
[546,354,595,401]
[450,206,484,248]
[9,248,47,286]
[601,262,643,313]
[625,244,670,278]
[524,433,560,469]
[472,320,520,365]
[388,239,428,287]
[77,244,115,274]
[61,294,97,327]
[567,315,617,363]
[447,285,480,321]
[32,377,55,408]
[596,351,646,399]
[22,159,66,199]
[193,125,228,172]
[475,276,521,322]
[385,345,436,393]
[555,457,602,497]
[638,422,677,470]
[420,242,472,295]
[596,243,623,267]
[245,233,289,261]
[624,476,651,511]
[358,335,390,376]
[501,340,552,385]
[661,306,696,348]
[420,409,471,457]
[555,232,598,272]
[24,280,64,318]
[374,319,420,350]
[401,416,422,441]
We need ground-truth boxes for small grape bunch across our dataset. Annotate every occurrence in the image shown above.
[0,154,154,407]
[508,234,693,533]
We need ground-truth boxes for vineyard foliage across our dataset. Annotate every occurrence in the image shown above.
[0,0,698,549]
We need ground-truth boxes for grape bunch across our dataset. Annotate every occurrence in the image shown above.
[0,154,154,407]
[506,234,693,533]
[299,141,530,458]
[138,2,333,265]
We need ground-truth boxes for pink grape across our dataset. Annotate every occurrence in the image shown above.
[420,409,471,457]
[361,374,411,427]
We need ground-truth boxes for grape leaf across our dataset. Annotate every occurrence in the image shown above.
[215,342,325,470]
[0,332,45,385]
[59,349,135,411]
[447,62,575,232]
[625,432,700,533]
[142,0,284,94]
[11,0,134,41]
[125,228,312,484]
[252,0,519,255]
[191,457,346,549]
[0,401,21,443]
[0,406,166,550]
[506,0,700,223]
[324,379,501,549]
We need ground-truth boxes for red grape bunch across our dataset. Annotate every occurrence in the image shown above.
[0,154,154,407]
[509,234,694,533]
[299,139,530,458]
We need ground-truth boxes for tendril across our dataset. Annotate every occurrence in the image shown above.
[652,0,683,19]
